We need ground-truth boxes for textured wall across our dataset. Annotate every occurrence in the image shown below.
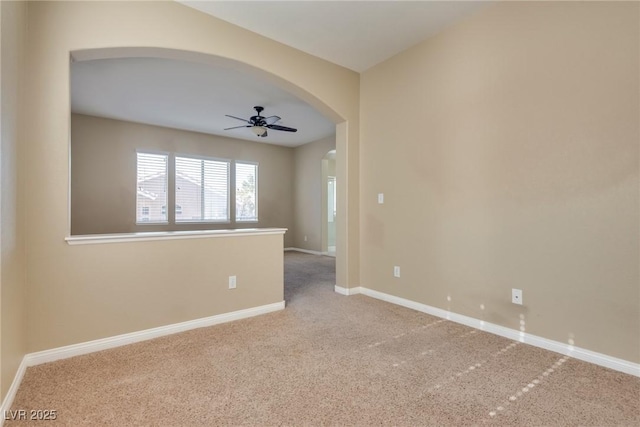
[292,135,335,251]
[0,0,27,400]
[360,2,639,362]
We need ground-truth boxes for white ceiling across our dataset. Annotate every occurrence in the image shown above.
[71,57,335,147]
[179,0,489,72]
[71,2,489,147]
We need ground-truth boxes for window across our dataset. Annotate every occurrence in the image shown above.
[236,162,258,222]
[136,152,168,223]
[175,156,229,222]
[136,153,256,225]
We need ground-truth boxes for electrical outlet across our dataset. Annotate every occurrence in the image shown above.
[304,235,308,242]
[512,288,522,305]
[393,266,401,278]
[378,193,384,204]
[229,275,237,289]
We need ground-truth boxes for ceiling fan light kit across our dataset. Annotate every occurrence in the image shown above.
[225,106,297,138]
[251,126,267,137]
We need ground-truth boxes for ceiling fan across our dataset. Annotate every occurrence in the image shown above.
[224,106,298,138]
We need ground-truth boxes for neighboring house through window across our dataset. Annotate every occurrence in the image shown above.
[136,152,168,223]
[236,162,258,222]
[175,156,230,223]
[136,152,257,225]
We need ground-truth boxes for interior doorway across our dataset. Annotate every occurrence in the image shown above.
[327,176,336,254]
[322,150,336,257]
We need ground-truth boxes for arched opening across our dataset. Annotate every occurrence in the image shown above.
[69,47,350,288]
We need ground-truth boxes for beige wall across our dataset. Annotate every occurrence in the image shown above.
[292,135,335,251]
[22,0,359,352]
[360,1,639,363]
[71,114,295,247]
[0,0,27,400]
[42,234,285,351]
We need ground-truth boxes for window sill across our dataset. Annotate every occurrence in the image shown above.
[175,221,231,225]
[135,221,169,225]
[65,228,287,245]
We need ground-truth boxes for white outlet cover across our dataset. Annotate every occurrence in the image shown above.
[393,266,400,278]
[512,288,522,305]
[229,275,237,289]
[378,193,384,204]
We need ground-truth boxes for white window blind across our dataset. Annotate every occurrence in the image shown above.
[236,162,258,222]
[136,152,168,223]
[175,156,229,222]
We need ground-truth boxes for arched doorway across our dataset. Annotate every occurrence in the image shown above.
[70,47,351,287]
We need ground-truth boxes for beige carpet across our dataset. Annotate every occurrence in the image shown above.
[7,251,640,426]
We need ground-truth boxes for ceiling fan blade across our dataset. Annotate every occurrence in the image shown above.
[225,114,251,123]
[264,115,281,125]
[224,125,251,130]
[261,130,268,138]
[267,124,297,133]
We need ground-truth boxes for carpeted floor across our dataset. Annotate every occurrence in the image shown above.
[7,251,640,426]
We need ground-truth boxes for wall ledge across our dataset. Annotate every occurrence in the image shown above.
[65,228,287,245]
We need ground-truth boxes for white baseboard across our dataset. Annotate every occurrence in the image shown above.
[0,300,285,420]
[285,247,336,257]
[284,247,324,256]
[0,358,28,427]
[334,285,362,296]
[354,287,640,377]
[24,301,285,367]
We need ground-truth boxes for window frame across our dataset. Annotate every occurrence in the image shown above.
[135,150,170,225]
[174,153,231,224]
